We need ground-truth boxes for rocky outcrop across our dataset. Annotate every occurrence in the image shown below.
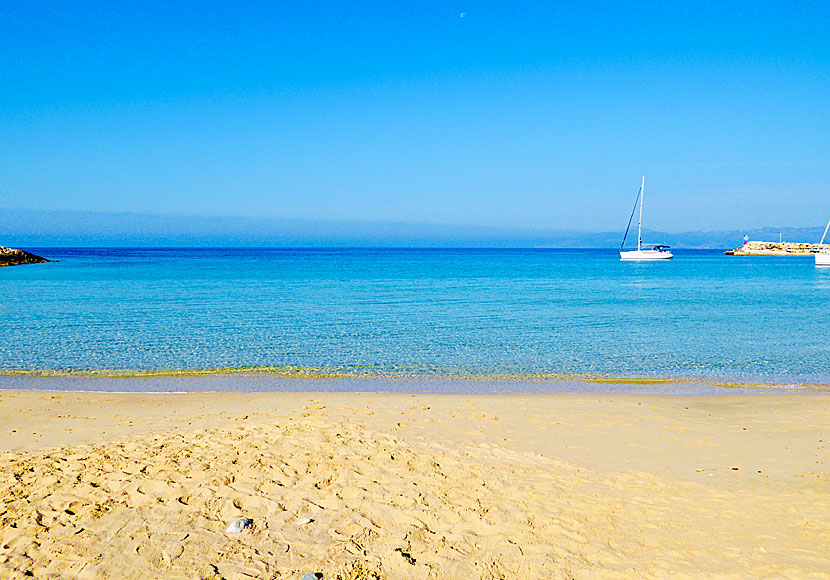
[725,241,830,256]
[0,246,52,266]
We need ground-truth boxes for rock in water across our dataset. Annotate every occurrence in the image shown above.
[0,246,52,267]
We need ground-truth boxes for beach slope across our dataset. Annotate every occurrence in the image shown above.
[0,391,828,579]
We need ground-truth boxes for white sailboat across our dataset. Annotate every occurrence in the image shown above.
[619,176,673,260]
[816,219,830,266]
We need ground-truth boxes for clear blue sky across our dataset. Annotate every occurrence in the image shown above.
[2,1,828,233]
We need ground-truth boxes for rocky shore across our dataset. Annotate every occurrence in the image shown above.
[0,246,52,266]
[725,240,830,256]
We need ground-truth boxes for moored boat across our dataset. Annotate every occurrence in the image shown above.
[816,219,830,266]
[619,177,673,261]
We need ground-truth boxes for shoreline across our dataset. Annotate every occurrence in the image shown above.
[0,391,828,578]
[3,368,829,394]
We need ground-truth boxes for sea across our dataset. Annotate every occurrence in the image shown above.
[2,247,829,393]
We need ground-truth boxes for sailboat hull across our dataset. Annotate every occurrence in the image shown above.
[816,252,830,266]
[619,250,673,260]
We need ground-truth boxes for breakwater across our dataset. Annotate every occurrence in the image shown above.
[725,241,830,256]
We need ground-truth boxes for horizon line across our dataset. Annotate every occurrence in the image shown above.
[2,207,826,237]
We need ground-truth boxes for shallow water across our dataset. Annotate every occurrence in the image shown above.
[2,248,829,387]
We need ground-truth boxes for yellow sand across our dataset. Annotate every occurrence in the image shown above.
[0,391,828,579]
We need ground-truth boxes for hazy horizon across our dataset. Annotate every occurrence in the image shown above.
[4,207,827,249]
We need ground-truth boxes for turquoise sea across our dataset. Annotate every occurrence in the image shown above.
[2,248,829,392]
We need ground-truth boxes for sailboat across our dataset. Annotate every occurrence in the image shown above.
[619,176,673,260]
[816,219,830,266]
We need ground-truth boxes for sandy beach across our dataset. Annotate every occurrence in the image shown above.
[1,390,828,579]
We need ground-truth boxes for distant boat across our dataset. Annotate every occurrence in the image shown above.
[619,176,673,260]
[816,219,830,266]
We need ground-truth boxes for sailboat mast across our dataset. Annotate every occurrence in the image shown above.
[637,176,644,251]
[820,219,830,245]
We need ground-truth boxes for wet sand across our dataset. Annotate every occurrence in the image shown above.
[1,391,828,579]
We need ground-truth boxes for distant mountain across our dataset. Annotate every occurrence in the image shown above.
[652,226,827,250]
[2,208,825,249]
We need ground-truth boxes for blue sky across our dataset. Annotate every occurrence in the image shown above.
[2,1,829,234]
